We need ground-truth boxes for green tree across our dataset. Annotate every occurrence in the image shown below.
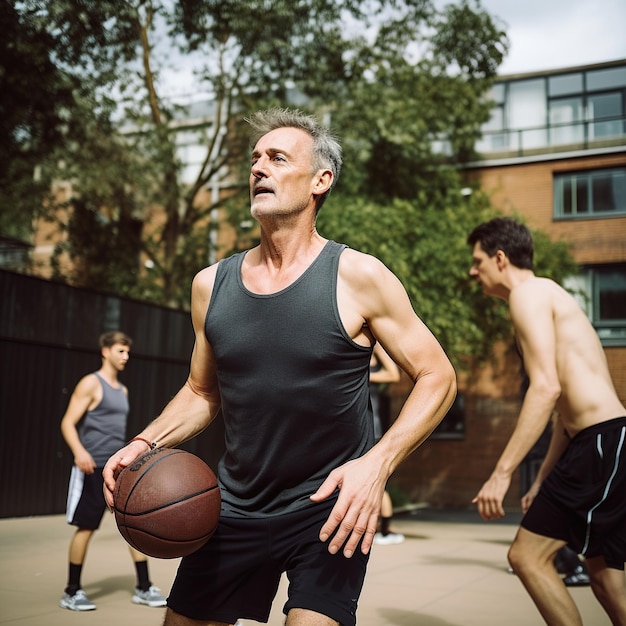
[5,0,579,366]
[329,0,508,201]
[316,179,579,371]
[7,0,509,308]
[0,1,74,238]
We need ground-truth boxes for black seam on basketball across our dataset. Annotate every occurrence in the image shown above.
[116,449,181,513]
[120,528,213,542]
[114,486,219,516]
[117,449,216,515]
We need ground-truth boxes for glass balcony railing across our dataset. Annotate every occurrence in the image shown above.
[475,115,626,157]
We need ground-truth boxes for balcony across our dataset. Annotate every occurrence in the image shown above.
[475,115,626,160]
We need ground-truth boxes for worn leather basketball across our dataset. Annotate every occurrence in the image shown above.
[113,448,220,559]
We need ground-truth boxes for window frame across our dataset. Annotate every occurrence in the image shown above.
[478,63,626,155]
[565,264,626,347]
[553,167,626,219]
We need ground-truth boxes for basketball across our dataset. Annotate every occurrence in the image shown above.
[113,447,221,559]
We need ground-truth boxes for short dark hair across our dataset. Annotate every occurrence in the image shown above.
[99,331,132,349]
[245,108,342,211]
[467,217,534,270]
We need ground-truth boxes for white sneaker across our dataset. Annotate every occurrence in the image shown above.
[373,531,405,545]
[132,585,167,607]
[59,589,96,611]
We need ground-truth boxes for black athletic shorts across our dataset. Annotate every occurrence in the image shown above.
[66,466,107,530]
[522,416,626,570]
[167,498,369,625]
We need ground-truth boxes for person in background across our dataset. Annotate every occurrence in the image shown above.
[59,331,166,612]
[369,343,404,545]
[468,217,626,626]
[520,414,590,587]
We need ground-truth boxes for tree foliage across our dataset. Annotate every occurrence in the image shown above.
[5,0,509,303]
[317,185,579,370]
[317,172,504,370]
[3,0,580,364]
[0,1,75,237]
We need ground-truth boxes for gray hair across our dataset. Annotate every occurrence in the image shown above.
[245,108,342,210]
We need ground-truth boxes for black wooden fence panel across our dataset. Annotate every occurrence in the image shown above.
[0,270,225,518]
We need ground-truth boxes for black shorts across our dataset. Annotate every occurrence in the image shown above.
[66,466,107,530]
[167,498,369,625]
[522,417,626,570]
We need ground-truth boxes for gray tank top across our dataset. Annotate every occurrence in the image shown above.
[78,372,128,466]
[205,240,374,516]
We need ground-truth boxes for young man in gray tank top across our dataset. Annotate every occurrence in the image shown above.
[60,331,166,611]
[104,109,457,626]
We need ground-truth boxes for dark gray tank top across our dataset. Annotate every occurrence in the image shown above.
[78,372,128,466]
[205,240,374,516]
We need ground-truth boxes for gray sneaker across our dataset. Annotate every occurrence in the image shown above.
[59,589,96,611]
[132,585,167,607]
[373,531,405,545]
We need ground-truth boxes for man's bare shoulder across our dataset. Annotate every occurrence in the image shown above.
[190,263,221,326]
[511,275,595,348]
[73,372,101,398]
[193,263,220,289]
[512,275,557,294]
[79,371,100,387]
[338,248,390,284]
[192,262,224,301]
[510,276,565,308]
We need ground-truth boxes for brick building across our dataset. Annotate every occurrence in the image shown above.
[392,59,626,510]
[12,59,625,513]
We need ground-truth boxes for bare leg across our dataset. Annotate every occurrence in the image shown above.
[508,527,582,626]
[586,556,626,625]
[380,491,393,518]
[163,607,231,626]
[285,608,339,625]
[69,528,94,564]
[128,545,148,563]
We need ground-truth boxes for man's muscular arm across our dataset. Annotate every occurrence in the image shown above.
[103,266,222,507]
[311,251,457,557]
[473,281,561,520]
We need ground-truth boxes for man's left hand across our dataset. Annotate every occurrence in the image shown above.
[310,456,385,558]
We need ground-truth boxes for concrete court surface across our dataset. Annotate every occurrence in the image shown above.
[0,510,611,626]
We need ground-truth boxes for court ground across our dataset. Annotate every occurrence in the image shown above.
[0,508,610,625]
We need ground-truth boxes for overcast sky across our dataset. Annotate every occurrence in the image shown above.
[161,1,626,99]
[480,0,626,75]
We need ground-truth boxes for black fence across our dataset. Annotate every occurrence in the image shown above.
[0,270,225,518]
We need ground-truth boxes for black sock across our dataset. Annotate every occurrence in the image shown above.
[381,516,392,536]
[65,562,82,595]
[135,560,151,591]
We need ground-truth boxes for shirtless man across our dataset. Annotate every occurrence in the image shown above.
[468,217,626,626]
[103,108,456,626]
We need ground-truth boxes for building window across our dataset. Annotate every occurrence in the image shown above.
[588,92,624,139]
[477,62,626,155]
[549,95,584,144]
[431,393,465,439]
[554,167,626,218]
[0,237,31,269]
[565,264,626,346]
[507,78,547,149]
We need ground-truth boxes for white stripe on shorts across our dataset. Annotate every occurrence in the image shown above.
[66,466,85,524]
[582,426,626,555]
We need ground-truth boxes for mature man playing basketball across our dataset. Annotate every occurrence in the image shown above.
[468,217,626,626]
[103,108,456,626]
